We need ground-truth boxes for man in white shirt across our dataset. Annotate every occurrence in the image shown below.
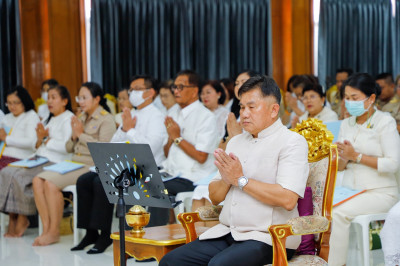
[160,75,309,266]
[148,70,219,227]
[72,75,167,254]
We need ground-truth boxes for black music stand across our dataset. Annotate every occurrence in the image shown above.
[88,143,175,266]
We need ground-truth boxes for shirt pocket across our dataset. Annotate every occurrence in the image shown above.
[244,155,278,183]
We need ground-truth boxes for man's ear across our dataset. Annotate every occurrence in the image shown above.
[271,103,280,119]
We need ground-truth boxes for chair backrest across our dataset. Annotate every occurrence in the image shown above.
[292,118,338,259]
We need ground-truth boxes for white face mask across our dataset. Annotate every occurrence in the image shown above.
[42,92,48,101]
[129,90,147,107]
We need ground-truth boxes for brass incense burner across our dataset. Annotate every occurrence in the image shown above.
[125,205,150,236]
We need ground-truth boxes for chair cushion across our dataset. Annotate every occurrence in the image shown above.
[196,205,223,220]
[288,255,328,265]
[296,187,315,255]
[287,216,329,235]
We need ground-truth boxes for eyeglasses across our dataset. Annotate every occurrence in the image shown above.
[302,95,320,102]
[171,84,196,92]
[5,101,22,107]
[75,96,91,103]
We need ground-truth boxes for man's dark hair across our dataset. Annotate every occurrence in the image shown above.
[41,79,59,90]
[130,75,158,92]
[336,68,353,76]
[175,70,202,88]
[376,72,394,84]
[238,75,281,105]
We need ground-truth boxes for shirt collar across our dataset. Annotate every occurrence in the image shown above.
[180,100,201,119]
[244,118,283,139]
[137,103,154,113]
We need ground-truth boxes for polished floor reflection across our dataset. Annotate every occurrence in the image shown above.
[0,226,157,266]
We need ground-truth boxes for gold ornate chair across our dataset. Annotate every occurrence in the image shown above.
[177,118,338,266]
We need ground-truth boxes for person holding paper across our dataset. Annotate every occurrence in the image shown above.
[70,75,167,254]
[160,75,309,266]
[0,85,73,237]
[328,73,400,266]
[32,82,116,246]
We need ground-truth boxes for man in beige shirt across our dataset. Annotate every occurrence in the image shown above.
[160,75,309,266]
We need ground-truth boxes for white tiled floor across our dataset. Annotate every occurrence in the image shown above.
[0,226,157,266]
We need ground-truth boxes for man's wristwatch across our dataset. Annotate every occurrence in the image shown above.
[174,137,183,146]
[237,176,249,190]
[355,153,363,164]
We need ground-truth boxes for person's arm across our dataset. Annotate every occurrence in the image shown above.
[175,139,208,163]
[209,179,231,206]
[45,115,73,154]
[163,138,173,157]
[5,112,39,149]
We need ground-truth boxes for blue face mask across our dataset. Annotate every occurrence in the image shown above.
[345,97,370,117]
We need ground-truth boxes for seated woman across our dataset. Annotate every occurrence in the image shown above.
[0,86,39,168]
[297,83,338,125]
[328,73,400,266]
[32,82,116,246]
[159,80,178,115]
[200,80,229,140]
[0,85,73,237]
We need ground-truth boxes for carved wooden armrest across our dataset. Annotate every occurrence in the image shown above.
[177,205,222,243]
[268,216,330,266]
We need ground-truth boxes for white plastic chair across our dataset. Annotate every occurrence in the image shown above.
[38,185,81,245]
[173,192,194,220]
[347,213,388,266]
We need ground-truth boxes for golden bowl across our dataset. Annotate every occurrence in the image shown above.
[125,205,150,235]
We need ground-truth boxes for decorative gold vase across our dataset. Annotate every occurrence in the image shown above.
[125,205,150,236]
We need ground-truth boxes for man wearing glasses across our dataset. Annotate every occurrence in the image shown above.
[148,70,219,227]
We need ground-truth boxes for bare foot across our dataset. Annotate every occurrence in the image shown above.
[4,215,17,237]
[14,215,29,237]
[36,233,59,246]
[33,235,43,246]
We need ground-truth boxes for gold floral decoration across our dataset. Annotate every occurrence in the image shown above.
[291,118,334,162]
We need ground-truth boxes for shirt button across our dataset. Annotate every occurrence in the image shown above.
[230,225,236,229]
[232,202,236,206]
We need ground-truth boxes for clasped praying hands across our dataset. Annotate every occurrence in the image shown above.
[164,116,181,140]
[71,116,84,140]
[214,148,244,187]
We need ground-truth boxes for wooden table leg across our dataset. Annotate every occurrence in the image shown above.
[113,240,120,266]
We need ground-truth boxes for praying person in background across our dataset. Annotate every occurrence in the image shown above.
[200,80,229,139]
[35,79,59,120]
[160,75,309,266]
[0,86,40,169]
[285,75,318,127]
[375,73,400,128]
[394,74,400,133]
[326,68,353,115]
[71,75,167,254]
[115,88,133,127]
[220,77,235,109]
[297,83,338,125]
[328,73,400,266]
[32,82,116,246]
[148,70,219,227]
[159,79,178,115]
[0,85,73,237]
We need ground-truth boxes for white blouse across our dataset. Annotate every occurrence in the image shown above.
[36,110,74,163]
[338,110,400,190]
[299,106,338,123]
[213,105,230,140]
[1,110,40,159]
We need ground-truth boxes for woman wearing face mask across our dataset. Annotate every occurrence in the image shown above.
[298,83,338,125]
[328,73,400,266]
[32,82,116,246]
[0,85,74,237]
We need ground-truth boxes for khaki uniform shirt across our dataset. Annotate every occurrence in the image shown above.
[380,95,400,126]
[199,119,309,249]
[66,106,116,165]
